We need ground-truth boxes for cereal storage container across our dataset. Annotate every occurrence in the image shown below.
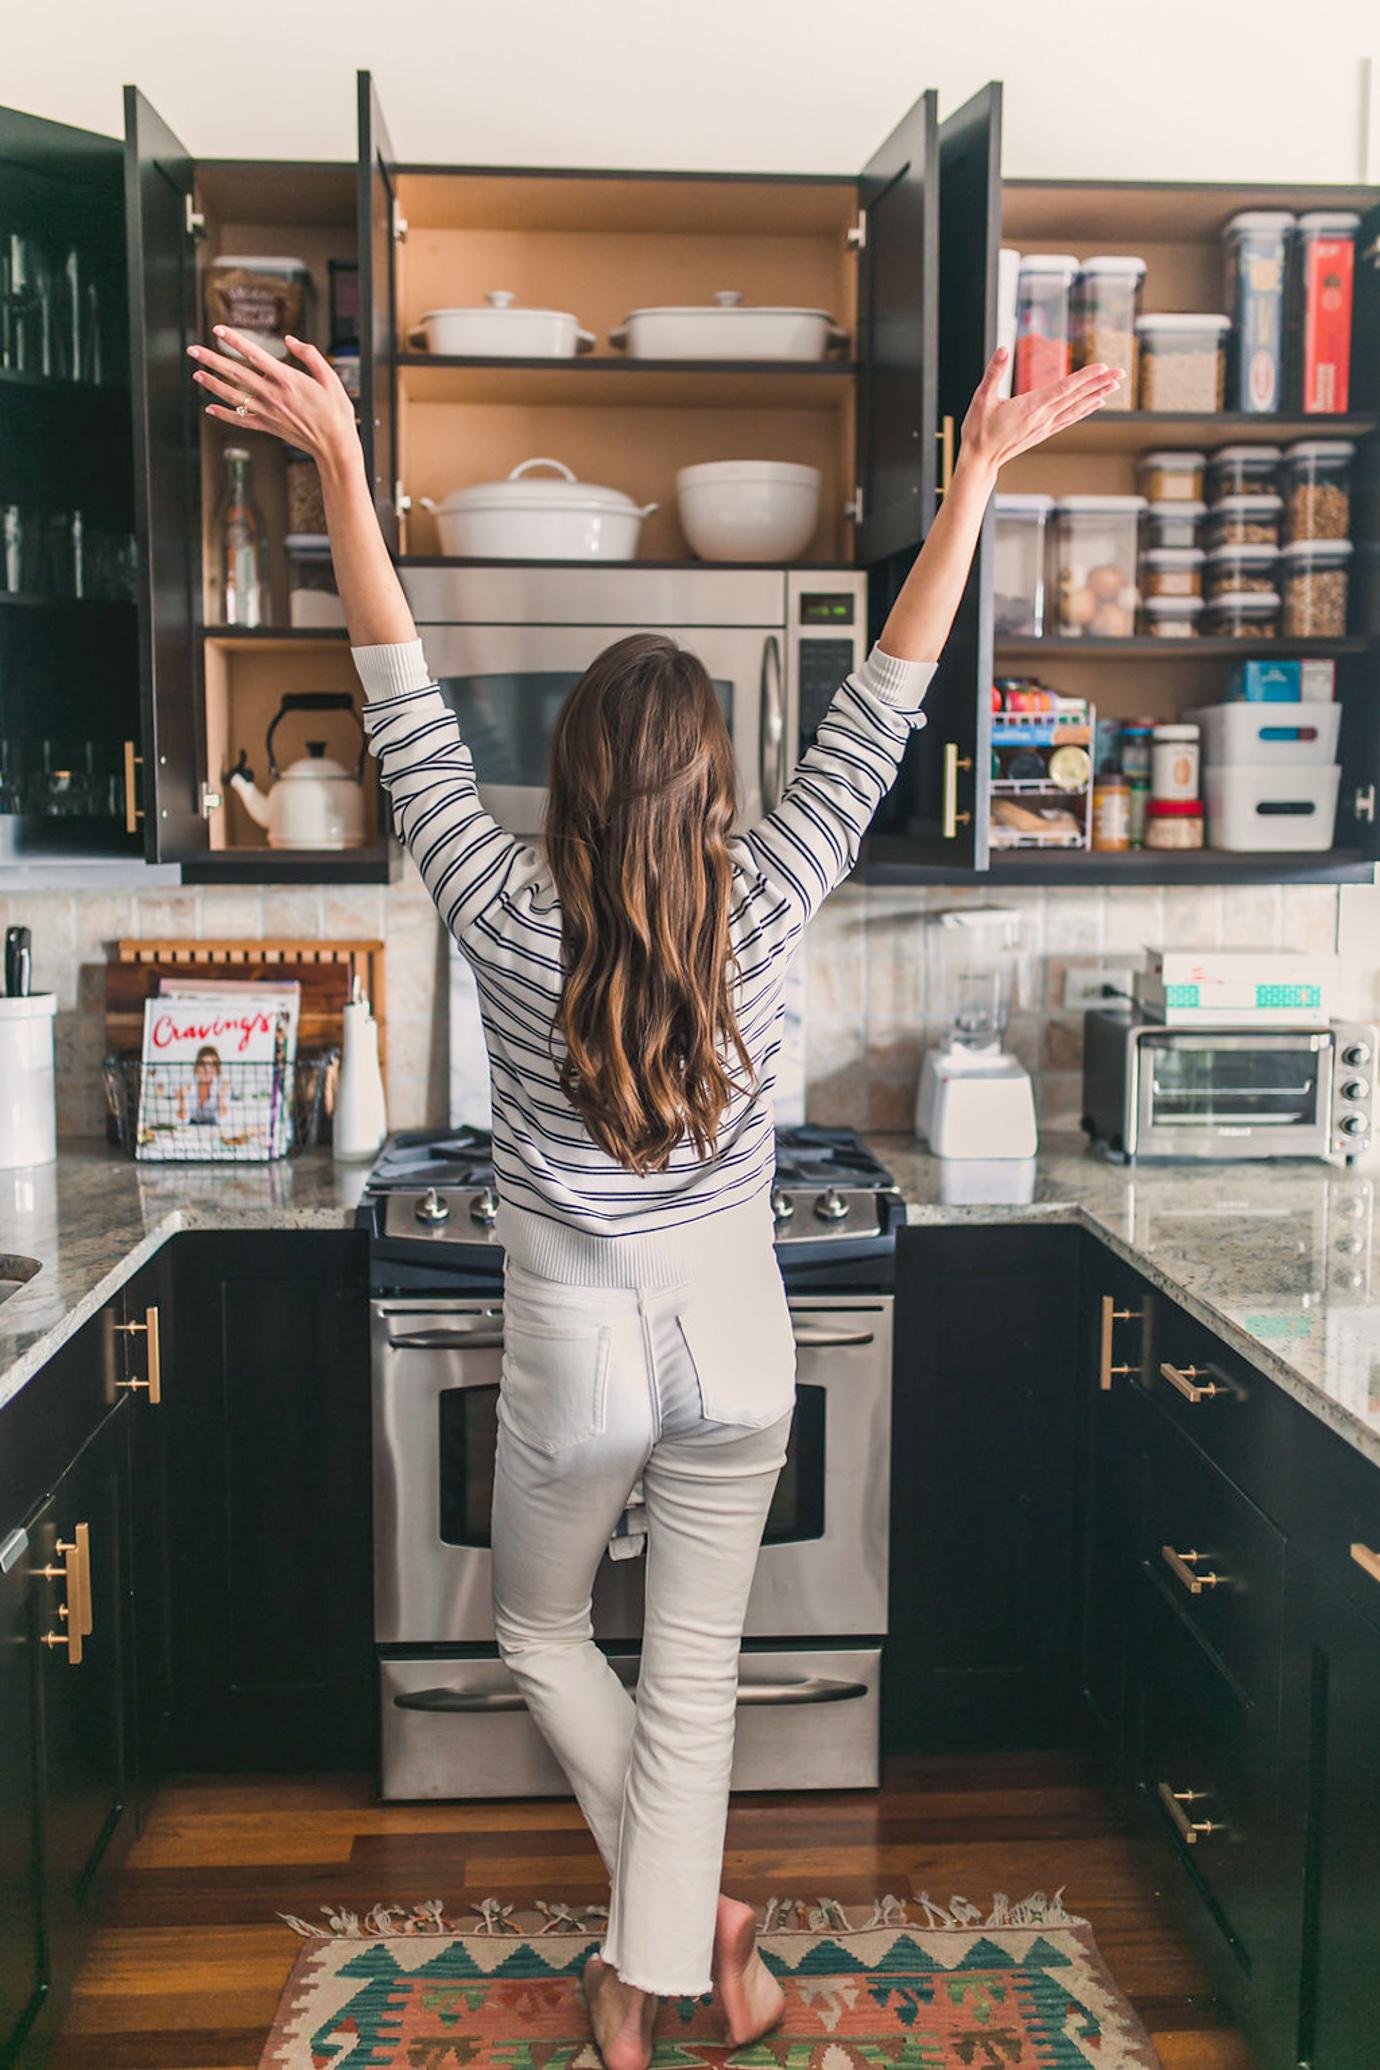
[993,494,1055,635]
[1140,547,1204,599]
[1136,313,1230,412]
[1203,495,1283,550]
[1205,445,1282,501]
[1141,595,1205,638]
[1137,450,1206,502]
[1204,591,1282,639]
[1287,212,1359,413]
[1050,496,1145,636]
[1072,256,1145,378]
[1222,211,1293,412]
[1280,440,1354,541]
[1280,538,1351,636]
[1013,256,1079,393]
[1143,500,1205,550]
[1205,544,1279,600]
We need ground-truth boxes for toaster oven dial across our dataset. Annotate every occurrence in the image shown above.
[1340,1078,1371,1103]
[1341,1041,1372,1066]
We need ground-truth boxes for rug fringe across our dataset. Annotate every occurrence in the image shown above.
[277,1888,1079,1940]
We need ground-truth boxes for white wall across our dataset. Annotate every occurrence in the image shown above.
[10,0,1380,183]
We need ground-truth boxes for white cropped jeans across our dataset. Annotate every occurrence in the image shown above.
[490,1246,796,1997]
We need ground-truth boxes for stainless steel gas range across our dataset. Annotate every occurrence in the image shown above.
[357,1126,902,1800]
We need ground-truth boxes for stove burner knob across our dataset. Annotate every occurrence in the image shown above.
[415,1186,450,1226]
[469,1186,500,1227]
[769,1187,795,1223]
[814,1187,850,1223]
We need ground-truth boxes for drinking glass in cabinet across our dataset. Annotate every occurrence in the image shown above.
[993,494,1054,635]
[1,234,53,377]
[1049,496,1145,637]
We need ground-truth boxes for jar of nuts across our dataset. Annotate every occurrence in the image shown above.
[1204,591,1282,638]
[1203,494,1283,551]
[1137,450,1206,502]
[1205,543,1279,601]
[1140,547,1205,599]
[1280,439,1354,542]
[1205,444,1282,501]
[1049,495,1146,637]
[1135,313,1230,412]
[1280,538,1351,637]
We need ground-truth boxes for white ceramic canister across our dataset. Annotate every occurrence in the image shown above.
[1152,723,1201,802]
[0,993,57,1167]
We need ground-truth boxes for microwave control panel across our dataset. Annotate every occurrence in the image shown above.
[793,584,866,755]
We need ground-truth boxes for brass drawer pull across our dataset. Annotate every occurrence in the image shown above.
[1157,1781,1222,1846]
[1099,1294,1141,1391]
[122,739,144,834]
[1160,1360,1227,1405]
[36,1521,90,1663]
[115,1304,162,1404]
[941,741,974,840]
[1161,1545,1224,1596]
[1350,1542,1380,1587]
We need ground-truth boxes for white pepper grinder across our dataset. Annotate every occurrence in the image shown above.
[333,974,387,1163]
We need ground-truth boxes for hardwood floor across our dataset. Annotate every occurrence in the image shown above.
[54,1751,1258,2069]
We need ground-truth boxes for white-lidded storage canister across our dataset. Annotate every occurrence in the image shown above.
[0,993,56,1168]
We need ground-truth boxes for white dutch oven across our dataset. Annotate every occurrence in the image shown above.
[676,461,822,563]
[421,459,657,560]
[611,292,849,362]
[410,292,595,359]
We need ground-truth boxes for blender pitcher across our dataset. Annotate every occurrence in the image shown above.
[917,907,1038,1159]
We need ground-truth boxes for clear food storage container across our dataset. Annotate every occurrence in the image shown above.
[1050,495,1145,636]
[1288,212,1359,413]
[205,255,312,359]
[1203,495,1283,550]
[1203,591,1282,638]
[1205,444,1282,501]
[1140,546,1204,598]
[993,493,1055,634]
[1222,211,1293,412]
[1280,439,1354,541]
[1072,256,1145,377]
[1203,763,1340,850]
[1136,313,1230,411]
[1142,500,1204,549]
[287,542,345,629]
[1190,700,1342,766]
[1205,543,1279,600]
[1280,538,1351,636]
[1013,255,1079,393]
[1137,450,1206,502]
[1141,594,1204,638]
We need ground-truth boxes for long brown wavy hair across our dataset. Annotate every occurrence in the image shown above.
[544,633,754,1174]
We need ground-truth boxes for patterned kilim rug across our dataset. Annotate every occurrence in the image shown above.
[261,1893,1164,2069]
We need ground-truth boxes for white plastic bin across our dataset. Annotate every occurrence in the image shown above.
[1190,702,1341,766]
[1203,763,1340,850]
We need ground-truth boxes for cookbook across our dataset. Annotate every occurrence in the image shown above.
[134,982,301,1160]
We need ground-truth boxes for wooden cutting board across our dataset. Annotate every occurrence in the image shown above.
[105,939,387,1063]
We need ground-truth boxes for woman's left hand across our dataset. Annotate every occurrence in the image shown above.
[959,350,1125,475]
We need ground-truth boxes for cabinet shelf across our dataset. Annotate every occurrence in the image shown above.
[865,845,1377,888]
[0,593,136,616]
[200,627,350,646]
[0,368,129,405]
[397,354,858,408]
[1045,411,1378,456]
[997,635,1369,661]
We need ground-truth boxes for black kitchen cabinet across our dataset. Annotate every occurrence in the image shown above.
[167,1231,374,1769]
[117,1254,173,1824]
[885,1222,1082,1753]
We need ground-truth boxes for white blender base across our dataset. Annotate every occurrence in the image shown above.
[916,1047,1039,1160]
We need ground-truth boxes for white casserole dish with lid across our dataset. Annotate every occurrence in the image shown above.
[610,292,849,362]
[409,293,596,359]
[420,458,657,561]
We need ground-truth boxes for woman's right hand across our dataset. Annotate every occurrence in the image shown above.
[187,326,360,470]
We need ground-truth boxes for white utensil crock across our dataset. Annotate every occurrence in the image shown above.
[0,993,57,1168]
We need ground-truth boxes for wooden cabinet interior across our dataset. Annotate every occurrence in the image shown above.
[200,636,378,854]
[392,172,862,564]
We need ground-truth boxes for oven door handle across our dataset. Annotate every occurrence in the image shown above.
[393,1674,869,1715]
[387,1329,506,1351]
[759,634,786,815]
[791,1326,875,1348]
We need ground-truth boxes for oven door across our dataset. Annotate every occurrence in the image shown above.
[1135,1030,1333,1158]
[419,623,787,835]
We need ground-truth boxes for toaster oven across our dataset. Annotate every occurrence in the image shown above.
[1081,1006,1376,1163]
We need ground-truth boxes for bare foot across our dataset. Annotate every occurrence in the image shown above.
[713,1895,785,2046]
[583,1953,660,2070]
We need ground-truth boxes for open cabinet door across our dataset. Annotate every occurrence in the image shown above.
[124,86,207,861]
[853,89,938,568]
[358,72,399,555]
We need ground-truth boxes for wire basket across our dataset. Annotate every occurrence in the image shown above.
[102,1049,339,1163]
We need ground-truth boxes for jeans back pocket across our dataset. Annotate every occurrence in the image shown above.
[500,1317,611,1455]
[677,1284,796,1429]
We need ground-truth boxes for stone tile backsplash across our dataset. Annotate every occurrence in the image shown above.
[3,865,1375,1148]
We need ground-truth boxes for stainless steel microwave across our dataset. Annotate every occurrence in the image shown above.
[1081,1006,1377,1164]
[398,565,869,836]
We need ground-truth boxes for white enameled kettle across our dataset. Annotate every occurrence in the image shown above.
[229,692,368,850]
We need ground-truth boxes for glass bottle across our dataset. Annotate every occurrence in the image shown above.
[215,445,270,627]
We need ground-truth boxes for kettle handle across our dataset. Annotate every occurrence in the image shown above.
[266,692,367,781]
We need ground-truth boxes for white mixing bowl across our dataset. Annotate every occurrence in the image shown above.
[675,461,822,563]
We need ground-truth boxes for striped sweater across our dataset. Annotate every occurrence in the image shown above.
[354,638,934,1286]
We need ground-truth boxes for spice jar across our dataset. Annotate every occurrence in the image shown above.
[1145,798,1205,850]
[1205,445,1282,503]
[1072,256,1145,379]
[1280,538,1351,637]
[1280,440,1354,542]
[1151,723,1200,801]
[1137,450,1206,503]
[1205,544,1279,601]
[1141,595,1205,638]
[1140,547,1205,599]
[1136,313,1230,411]
[1203,495,1283,551]
[1142,500,1204,550]
[1203,591,1282,639]
[1091,773,1130,851]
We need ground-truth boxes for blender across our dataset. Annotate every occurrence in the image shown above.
[916,906,1038,1160]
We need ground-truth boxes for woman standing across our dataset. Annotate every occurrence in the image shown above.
[188,325,1119,2070]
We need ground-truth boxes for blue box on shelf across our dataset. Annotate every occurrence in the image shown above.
[1226,659,1336,702]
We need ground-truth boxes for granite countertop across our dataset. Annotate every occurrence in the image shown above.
[0,1138,1376,1470]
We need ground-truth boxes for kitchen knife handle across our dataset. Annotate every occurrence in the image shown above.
[4,925,31,997]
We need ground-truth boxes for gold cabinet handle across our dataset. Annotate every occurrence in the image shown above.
[1157,1782,1223,1847]
[1161,1545,1224,1596]
[115,1304,162,1405]
[1160,1360,1227,1405]
[1350,1542,1380,1587]
[942,741,974,840]
[935,413,955,497]
[122,739,144,834]
[37,1521,90,1663]
[1098,1294,1141,1391]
